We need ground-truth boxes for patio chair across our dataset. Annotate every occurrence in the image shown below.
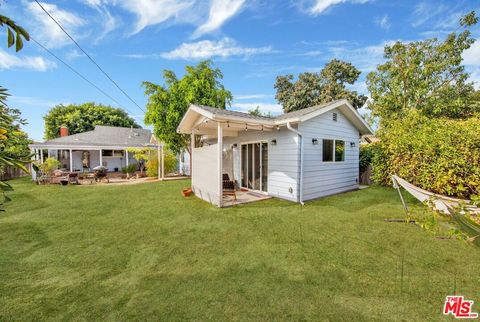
[223,173,236,201]
[68,172,79,185]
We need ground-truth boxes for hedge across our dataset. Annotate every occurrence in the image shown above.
[372,112,480,199]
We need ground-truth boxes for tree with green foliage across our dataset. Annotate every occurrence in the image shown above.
[145,150,177,177]
[274,59,367,113]
[367,11,479,122]
[127,148,151,176]
[43,103,140,139]
[0,14,31,210]
[143,60,232,156]
[367,11,480,203]
[248,106,272,118]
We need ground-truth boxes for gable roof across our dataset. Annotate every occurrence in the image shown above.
[177,99,374,135]
[30,126,155,148]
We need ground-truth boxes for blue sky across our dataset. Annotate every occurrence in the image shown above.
[1,0,479,141]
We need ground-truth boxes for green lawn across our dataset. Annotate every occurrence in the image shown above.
[1,178,479,321]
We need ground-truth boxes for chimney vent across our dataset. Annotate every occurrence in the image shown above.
[60,126,69,137]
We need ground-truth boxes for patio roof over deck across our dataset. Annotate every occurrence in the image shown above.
[177,99,373,136]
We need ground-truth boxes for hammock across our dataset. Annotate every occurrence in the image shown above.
[392,175,480,244]
[391,175,480,215]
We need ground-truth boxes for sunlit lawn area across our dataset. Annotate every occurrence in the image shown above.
[1,178,479,321]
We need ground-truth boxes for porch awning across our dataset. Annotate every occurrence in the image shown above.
[177,100,374,136]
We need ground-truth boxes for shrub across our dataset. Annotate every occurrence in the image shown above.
[121,164,137,175]
[372,112,480,198]
[146,150,177,177]
[38,157,61,174]
[359,143,378,171]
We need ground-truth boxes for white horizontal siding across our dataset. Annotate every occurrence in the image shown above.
[223,128,299,202]
[299,108,360,201]
[192,144,220,206]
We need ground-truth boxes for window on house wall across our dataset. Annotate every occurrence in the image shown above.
[322,139,345,162]
[113,150,124,157]
[333,112,338,121]
[102,150,124,157]
[322,139,334,162]
[335,140,345,161]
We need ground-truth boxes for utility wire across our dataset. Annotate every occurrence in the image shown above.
[34,0,145,113]
[31,37,136,116]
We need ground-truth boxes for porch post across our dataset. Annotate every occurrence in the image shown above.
[99,149,103,167]
[125,150,129,167]
[190,133,194,183]
[217,122,223,207]
[69,149,73,171]
[30,148,37,181]
[40,149,44,163]
[161,145,165,180]
[157,143,162,181]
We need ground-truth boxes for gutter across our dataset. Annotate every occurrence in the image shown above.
[286,122,304,205]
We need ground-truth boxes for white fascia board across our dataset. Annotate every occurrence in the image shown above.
[28,144,153,150]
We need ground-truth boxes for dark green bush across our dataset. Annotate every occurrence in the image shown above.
[359,143,378,171]
[372,112,480,199]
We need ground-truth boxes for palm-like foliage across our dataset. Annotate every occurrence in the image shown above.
[0,87,31,210]
[0,14,30,52]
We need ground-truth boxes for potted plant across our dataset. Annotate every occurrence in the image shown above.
[182,187,192,197]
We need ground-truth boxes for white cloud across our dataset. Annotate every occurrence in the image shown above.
[0,48,56,71]
[192,0,245,38]
[8,95,59,108]
[234,94,274,100]
[463,40,480,89]
[81,0,118,42]
[327,41,390,72]
[118,0,194,35]
[160,38,273,60]
[468,67,480,90]
[309,0,370,15]
[411,2,449,28]
[27,1,86,48]
[231,102,283,114]
[375,14,391,30]
[462,40,480,66]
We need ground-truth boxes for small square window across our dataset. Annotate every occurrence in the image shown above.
[333,112,338,121]
[322,139,334,162]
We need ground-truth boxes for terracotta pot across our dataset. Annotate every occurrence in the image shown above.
[182,188,192,197]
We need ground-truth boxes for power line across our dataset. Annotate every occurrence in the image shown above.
[34,0,145,113]
[31,37,136,116]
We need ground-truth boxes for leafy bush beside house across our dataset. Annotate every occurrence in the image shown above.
[121,164,137,177]
[146,150,177,177]
[372,112,480,199]
[38,157,61,175]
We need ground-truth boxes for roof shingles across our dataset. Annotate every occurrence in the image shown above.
[37,126,153,147]
[194,100,341,122]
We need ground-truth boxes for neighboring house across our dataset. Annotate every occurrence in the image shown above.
[177,99,374,207]
[29,125,190,180]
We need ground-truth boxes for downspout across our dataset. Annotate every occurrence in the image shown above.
[286,122,304,205]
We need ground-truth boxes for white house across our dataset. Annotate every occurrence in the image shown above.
[29,125,190,180]
[177,99,374,207]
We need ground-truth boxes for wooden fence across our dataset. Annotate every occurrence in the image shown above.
[0,166,28,181]
[359,165,373,185]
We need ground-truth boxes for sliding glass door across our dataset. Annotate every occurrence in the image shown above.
[241,142,268,192]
